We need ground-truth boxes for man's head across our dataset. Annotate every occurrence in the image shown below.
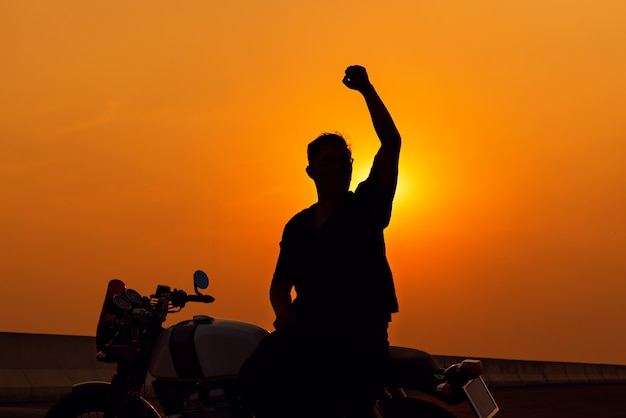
[306,133,353,195]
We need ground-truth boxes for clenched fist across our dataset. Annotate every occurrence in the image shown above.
[342,65,372,92]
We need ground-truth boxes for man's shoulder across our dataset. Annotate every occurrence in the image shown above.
[354,177,379,194]
[355,176,395,201]
[284,205,314,230]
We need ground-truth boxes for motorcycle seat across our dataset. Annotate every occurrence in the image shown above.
[384,346,440,388]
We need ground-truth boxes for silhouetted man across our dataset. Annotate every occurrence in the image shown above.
[241,65,401,418]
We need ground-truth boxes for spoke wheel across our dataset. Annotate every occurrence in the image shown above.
[45,385,160,418]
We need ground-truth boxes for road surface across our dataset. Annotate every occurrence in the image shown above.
[2,384,626,418]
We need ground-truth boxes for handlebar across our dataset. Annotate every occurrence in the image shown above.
[186,294,215,303]
[150,286,215,311]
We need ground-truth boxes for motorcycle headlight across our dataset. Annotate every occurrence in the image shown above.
[112,294,132,311]
[125,288,143,306]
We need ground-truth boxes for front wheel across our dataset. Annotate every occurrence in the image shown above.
[45,382,161,418]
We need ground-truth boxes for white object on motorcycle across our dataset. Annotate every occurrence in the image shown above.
[150,317,269,379]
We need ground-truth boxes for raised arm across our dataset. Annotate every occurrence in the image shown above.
[343,65,401,190]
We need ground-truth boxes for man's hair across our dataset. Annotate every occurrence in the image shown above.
[307,133,349,164]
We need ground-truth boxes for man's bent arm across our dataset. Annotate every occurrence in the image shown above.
[344,66,401,189]
[362,85,401,187]
[270,281,296,329]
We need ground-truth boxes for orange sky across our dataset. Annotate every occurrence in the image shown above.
[1,1,625,365]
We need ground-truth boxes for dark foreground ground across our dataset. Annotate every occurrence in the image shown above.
[2,384,626,418]
[436,384,626,418]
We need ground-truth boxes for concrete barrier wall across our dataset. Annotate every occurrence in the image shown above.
[0,332,116,402]
[2,332,626,403]
[431,354,626,387]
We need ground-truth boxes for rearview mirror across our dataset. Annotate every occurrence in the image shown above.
[193,270,209,290]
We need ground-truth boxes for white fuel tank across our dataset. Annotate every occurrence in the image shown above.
[150,315,269,380]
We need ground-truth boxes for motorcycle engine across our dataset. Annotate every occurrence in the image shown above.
[181,383,245,418]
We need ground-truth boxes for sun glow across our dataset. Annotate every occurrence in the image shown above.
[349,147,428,220]
[393,168,422,216]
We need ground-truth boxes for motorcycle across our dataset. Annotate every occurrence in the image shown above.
[45,271,499,418]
